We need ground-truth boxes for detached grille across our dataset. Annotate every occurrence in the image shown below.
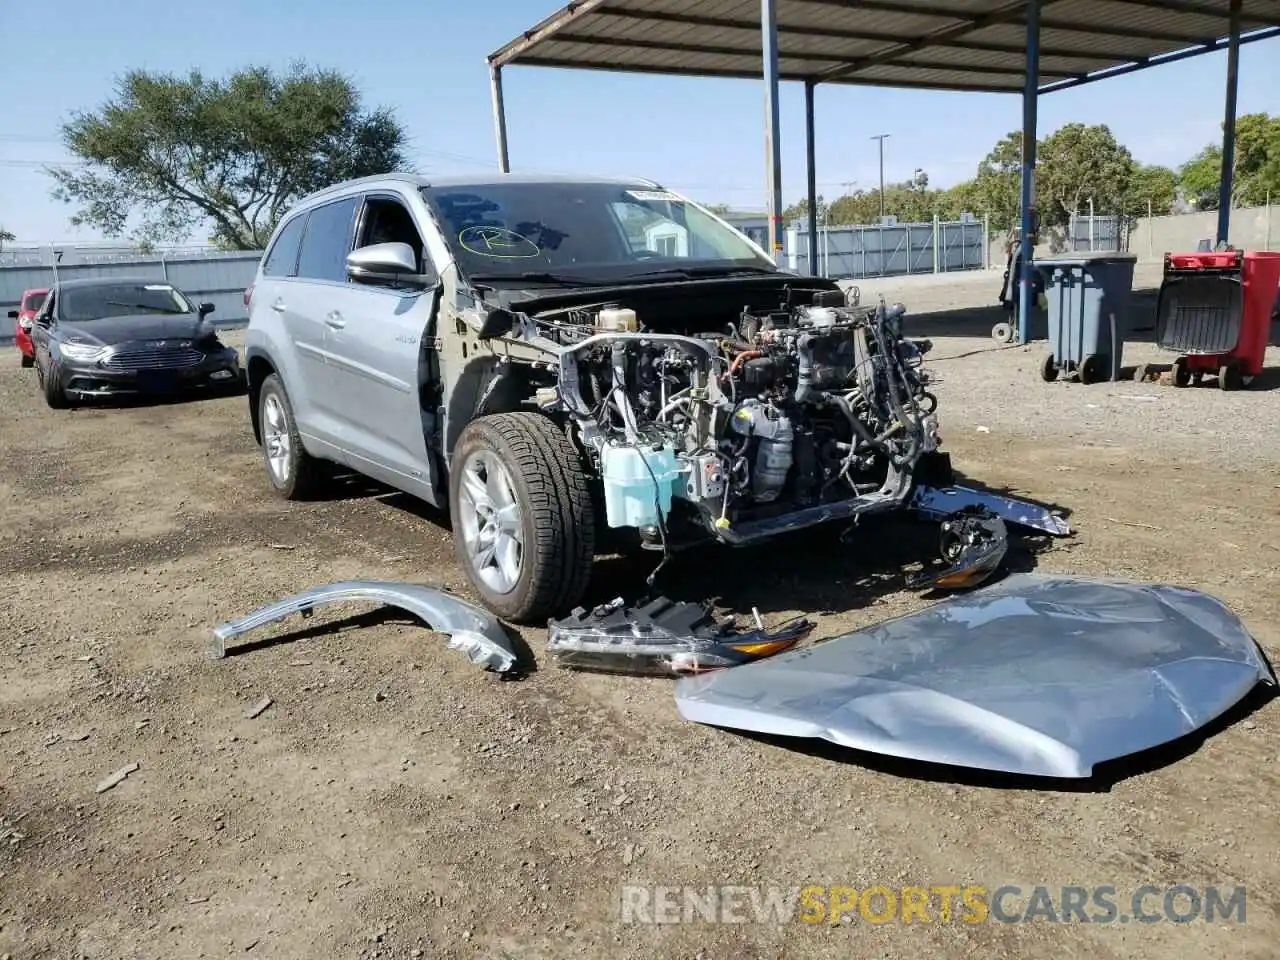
[103,341,204,371]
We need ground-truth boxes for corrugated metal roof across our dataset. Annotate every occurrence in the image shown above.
[491,0,1280,94]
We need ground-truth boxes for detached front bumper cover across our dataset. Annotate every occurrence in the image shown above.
[548,595,813,675]
[209,580,518,673]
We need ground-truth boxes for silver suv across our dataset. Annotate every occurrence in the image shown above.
[245,173,942,623]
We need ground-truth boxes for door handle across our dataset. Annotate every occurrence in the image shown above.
[270,299,286,313]
[325,311,346,330]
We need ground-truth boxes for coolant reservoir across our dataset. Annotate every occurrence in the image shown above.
[597,307,638,332]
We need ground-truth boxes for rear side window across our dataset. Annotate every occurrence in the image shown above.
[262,214,307,277]
[296,198,359,283]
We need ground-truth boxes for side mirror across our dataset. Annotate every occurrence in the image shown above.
[6,310,17,320]
[346,242,433,288]
[198,302,216,317]
[477,306,516,340]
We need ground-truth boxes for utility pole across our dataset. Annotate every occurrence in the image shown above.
[870,134,890,219]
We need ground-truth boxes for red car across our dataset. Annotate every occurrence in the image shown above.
[8,287,48,368]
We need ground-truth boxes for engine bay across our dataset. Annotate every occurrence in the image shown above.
[535,286,941,544]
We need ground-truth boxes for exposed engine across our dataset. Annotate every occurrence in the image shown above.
[545,290,940,543]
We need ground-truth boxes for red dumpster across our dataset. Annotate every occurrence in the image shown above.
[1155,249,1280,389]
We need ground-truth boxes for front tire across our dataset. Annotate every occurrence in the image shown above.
[42,363,69,408]
[20,354,34,369]
[258,374,322,500]
[450,413,595,623]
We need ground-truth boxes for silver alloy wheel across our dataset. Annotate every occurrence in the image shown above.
[457,449,524,595]
[262,393,292,485]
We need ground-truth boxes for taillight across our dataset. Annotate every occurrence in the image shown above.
[243,284,254,309]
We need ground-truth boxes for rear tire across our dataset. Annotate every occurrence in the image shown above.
[257,374,322,500]
[992,321,1015,344]
[1219,363,1244,391]
[450,412,595,623]
[20,354,34,369]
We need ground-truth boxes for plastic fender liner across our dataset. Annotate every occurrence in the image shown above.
[209,580,518,672]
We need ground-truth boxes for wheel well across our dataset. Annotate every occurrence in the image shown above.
[443,359,539,462]
[246,355,276,444]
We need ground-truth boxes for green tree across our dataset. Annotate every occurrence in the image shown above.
[935,179,982,220]
[1225,113,1280,206]
[50,63,410,249]
[827,190,881,225]
[1123,164,1178,218]
[972,131,1023,238]
[782,198,811,223]
[1179,146,1223,210]
[0,227,14,253]
[1037,123,1134,225]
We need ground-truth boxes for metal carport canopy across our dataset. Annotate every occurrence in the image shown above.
[489,1,1280,341]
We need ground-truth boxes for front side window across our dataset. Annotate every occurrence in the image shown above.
[354,196,430,279]
[296,197,359,283]
[59,282,193,323]
[420,182,773,284]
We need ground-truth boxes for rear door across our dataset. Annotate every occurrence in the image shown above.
[253,210,337,440]
[320,191,439,500]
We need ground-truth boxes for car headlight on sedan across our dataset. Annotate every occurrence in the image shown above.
[58,341,109,362]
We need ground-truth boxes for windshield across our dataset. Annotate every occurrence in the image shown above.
[59,283,193,323]
[21,291,48,313]
[420,182,775,285]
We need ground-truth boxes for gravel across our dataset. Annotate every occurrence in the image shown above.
[850,263,1280,468]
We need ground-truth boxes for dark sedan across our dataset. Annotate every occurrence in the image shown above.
[30,278,243,408]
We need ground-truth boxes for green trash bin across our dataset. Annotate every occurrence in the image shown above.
[1036,252,1137,384]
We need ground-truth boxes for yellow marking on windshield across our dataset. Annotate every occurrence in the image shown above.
[458,226,541,259]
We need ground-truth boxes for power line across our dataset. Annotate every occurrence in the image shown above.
[0,159,86,168]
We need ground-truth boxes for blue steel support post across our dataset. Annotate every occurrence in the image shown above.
[1216,0,1242,246]
[762,0,784,259]
[1017,0,1041,344]
[804,80,819,274]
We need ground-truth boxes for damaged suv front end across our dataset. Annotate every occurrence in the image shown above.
[543,290,941,547]
[419,179,1061,622]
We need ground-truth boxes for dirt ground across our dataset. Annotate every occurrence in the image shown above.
[2,280,1279,959]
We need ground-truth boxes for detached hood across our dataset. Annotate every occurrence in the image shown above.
[59,313,208,345]
[674,574,1274,779]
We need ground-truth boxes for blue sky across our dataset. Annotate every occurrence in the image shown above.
[2,0,1279,241]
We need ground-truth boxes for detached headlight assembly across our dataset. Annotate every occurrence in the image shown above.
[59,342,109,362]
